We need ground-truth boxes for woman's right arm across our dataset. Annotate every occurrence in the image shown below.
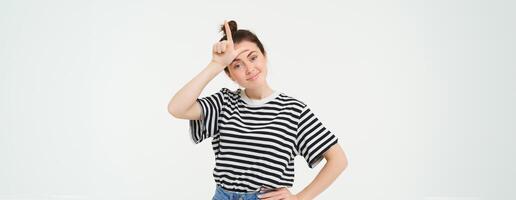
[167,61,225,120]
[167,20,244,120]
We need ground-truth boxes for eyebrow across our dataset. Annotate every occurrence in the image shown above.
[231,50,256,64]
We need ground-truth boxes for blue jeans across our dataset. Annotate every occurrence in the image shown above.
[212,185,265,200]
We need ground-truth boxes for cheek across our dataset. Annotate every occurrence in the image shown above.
[234,71,248,81]
[257,61,267,73]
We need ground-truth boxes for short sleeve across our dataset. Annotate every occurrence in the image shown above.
[295,105,338,168]
[189,88,229,144]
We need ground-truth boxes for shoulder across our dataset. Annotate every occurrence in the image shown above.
[275,92,308,111]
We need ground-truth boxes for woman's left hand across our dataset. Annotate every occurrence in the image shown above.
[258,187,299,200]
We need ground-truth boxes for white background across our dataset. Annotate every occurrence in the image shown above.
[1,0,515,199]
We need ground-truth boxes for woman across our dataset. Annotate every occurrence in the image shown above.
[168,20,348,200]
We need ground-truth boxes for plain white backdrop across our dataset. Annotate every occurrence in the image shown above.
[1,0,515,199]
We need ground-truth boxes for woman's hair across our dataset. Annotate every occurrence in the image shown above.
[219,20,266,74]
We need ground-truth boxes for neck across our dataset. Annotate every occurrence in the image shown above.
[244,84,274,100]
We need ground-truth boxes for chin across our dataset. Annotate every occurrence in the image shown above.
[244,81,265,89]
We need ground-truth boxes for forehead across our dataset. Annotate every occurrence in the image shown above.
[234,40,260,52]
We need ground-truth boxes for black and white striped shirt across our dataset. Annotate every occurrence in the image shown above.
[189,88,338,192]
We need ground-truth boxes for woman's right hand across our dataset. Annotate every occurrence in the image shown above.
[211,20,245,68]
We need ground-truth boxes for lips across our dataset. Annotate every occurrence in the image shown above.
[247,72,260,81]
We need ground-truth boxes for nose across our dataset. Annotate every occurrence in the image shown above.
[245,64,256,75]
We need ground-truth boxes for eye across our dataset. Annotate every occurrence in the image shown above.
[250,56,257,61]
[233,64,241,68]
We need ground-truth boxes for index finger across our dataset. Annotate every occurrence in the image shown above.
[224,20,233,43]
[257,189,282,198]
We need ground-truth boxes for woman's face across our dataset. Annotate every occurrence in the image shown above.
[225,40,268,89]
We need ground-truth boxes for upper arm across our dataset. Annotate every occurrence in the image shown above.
[173,87,226,122]
[173,101,202,120]
[324,143,348,168]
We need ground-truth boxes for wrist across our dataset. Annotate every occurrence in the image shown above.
[295,193,308,200]
[209,60,226,69]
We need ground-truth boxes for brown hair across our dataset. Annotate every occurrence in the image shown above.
[219,20,266,74]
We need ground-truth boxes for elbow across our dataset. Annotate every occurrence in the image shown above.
[324,144,348,172]
[339,150,348,171]
[169,109,183,119]
[167,103,182,118]
[330,155,347,173]
[168,109,178,118]
[340,156,348,172]
[334,151,348,172]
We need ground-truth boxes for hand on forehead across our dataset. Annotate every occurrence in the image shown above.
[234,41,259,56]
[231,48,257,65]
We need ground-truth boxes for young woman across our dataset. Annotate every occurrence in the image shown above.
[168,20,348,200]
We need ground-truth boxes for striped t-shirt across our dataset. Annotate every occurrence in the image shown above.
[189,87,338,192]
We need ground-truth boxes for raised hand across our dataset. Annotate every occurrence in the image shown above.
[211,20,245,68]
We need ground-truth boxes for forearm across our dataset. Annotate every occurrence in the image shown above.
[296,156,347,200]
[168,61,225,115]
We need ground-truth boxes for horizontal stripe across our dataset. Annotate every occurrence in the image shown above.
[189,87,337,192]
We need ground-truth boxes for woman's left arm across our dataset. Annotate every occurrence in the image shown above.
[258,143,348,200]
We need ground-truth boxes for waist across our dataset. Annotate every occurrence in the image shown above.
[216,184,260,194]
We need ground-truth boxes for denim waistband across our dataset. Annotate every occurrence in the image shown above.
[213,185,261,200]
[216,184,261,194]
[213,184,284,200]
